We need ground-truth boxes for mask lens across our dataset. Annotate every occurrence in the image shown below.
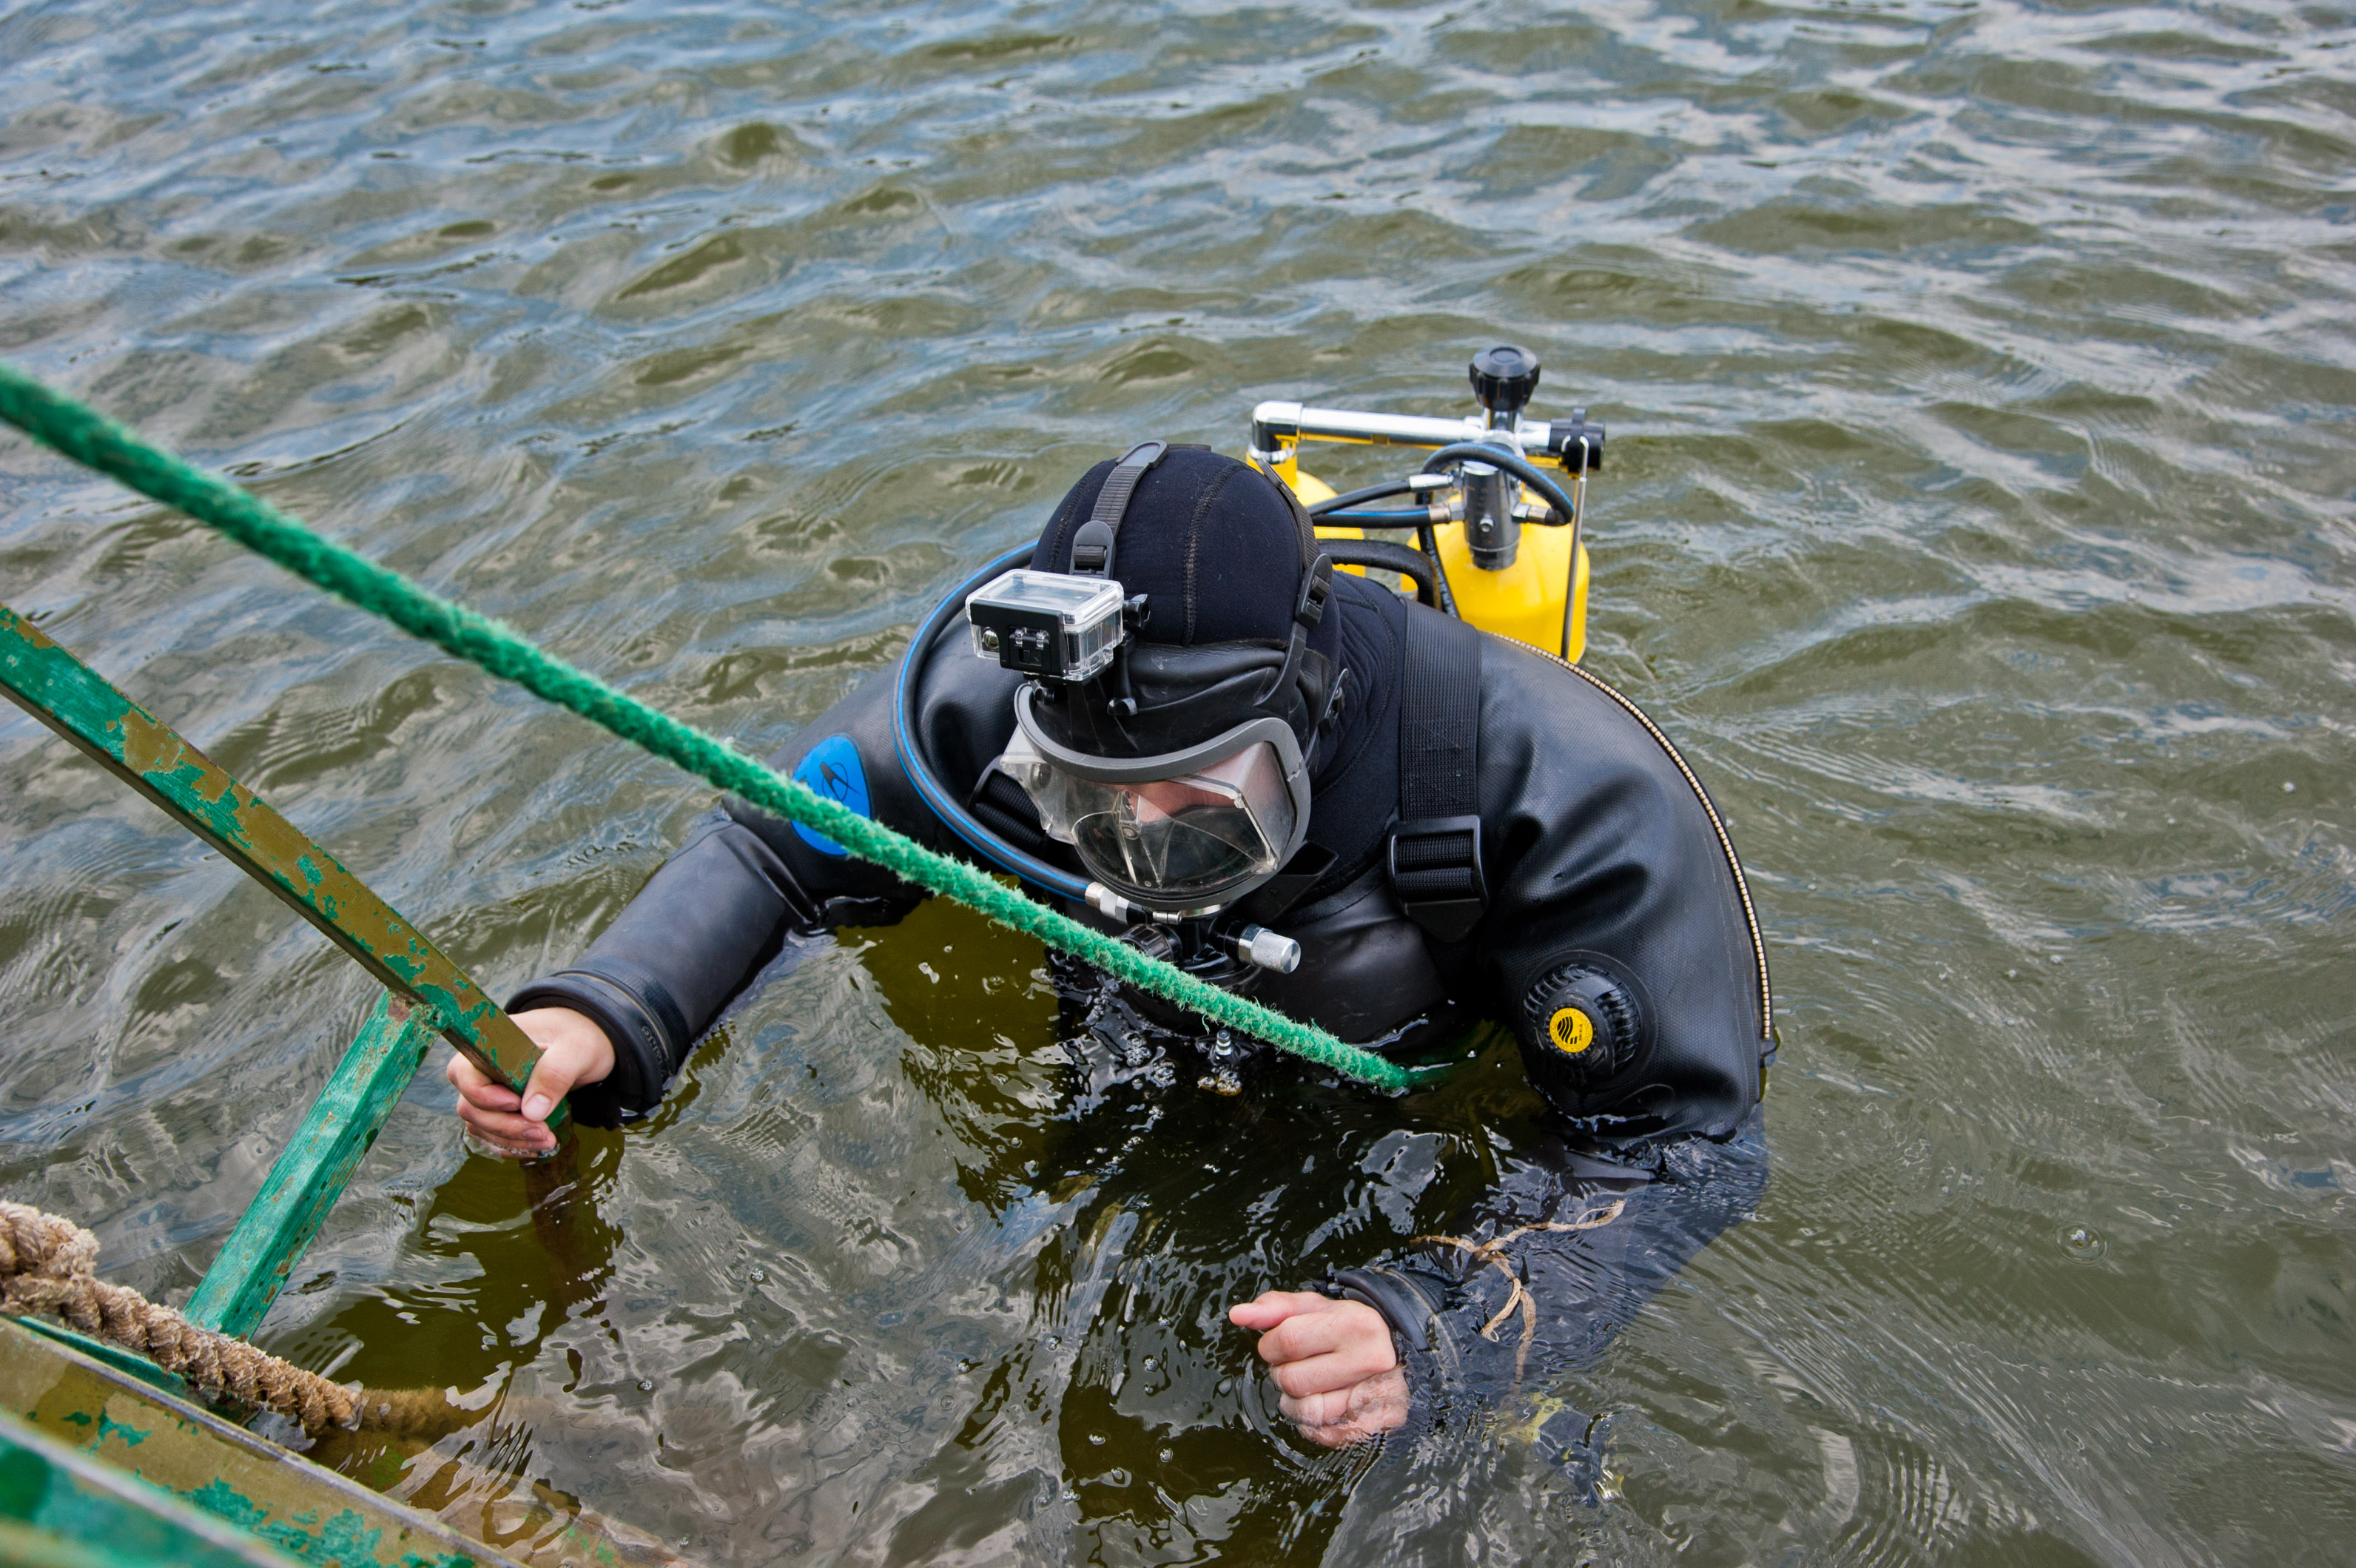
[1001,736,1297,905]
[1074,776,1259,899]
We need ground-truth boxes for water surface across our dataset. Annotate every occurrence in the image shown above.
[2,0,2352,1562]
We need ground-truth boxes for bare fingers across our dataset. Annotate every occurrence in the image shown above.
[445,1007,616,1158]
[445,1048,554,1155]
[1257,1301,1396,1401]
[1227,1291,1332,1333]
[1279,1367,1410,1447]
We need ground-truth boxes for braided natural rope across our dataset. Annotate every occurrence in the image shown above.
[0,1201,451,1438]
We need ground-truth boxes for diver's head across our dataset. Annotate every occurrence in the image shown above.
[989,445,1344,915]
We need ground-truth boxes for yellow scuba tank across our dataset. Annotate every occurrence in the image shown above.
[1249,345,1600,664]
[1298,469,1591,664]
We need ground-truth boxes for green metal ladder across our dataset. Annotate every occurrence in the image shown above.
[0,603,549,1339]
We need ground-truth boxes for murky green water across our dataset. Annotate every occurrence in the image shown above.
[4,0,2353,1561]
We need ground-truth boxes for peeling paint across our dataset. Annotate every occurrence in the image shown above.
[1,1325,522,1567]
[1,603,565,1342]
[95,1414,147,1449]
[0,605,538,1094]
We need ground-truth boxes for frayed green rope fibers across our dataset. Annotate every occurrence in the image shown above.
[0,361,1417,1091]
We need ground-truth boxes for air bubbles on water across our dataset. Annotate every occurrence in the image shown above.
[2061,1225,2106,1261]
[638,1379,656,1392]
[2283,781,2296,793]
[749,1267,766,1283]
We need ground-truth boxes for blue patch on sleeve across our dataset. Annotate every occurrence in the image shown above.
[790,733,870,857]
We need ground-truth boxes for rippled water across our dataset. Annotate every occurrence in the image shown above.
[4,0,2353,1561]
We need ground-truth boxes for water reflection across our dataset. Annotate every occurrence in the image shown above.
[3,0,2353,1561]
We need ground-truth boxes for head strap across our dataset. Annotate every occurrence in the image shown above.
[1069,440,1171,578]
[1294,554,1333,629]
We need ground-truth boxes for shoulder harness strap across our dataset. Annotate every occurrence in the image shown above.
[1390,607,1487,941]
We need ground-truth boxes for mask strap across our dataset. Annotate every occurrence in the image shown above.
[1293,553,1333,629]
[1248,550,1332,710]
[1069,440,1171,578]
[1251,457,1322,571]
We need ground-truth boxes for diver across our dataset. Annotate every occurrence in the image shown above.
[447,442,1772,1450]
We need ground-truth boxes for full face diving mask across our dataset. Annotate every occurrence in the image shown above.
[964,440,1337,915]
[997,685,1312,913]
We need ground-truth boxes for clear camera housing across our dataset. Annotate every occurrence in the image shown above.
[964,569,1128,682]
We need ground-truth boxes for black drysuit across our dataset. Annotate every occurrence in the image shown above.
[511,569,1773,1413]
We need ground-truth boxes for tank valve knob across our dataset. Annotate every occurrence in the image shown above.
[1469,344,1541,427]
[1235,925,1302,974]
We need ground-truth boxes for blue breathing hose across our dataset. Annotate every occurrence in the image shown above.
[890,548,1091,900]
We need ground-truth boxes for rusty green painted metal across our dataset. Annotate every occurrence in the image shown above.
[0,602,539,1096]
[7,1321,192,1405]
[0,1319,528,1568]
[184,993,439,1339]
[0,1405,306,1568]
[0,602,568,1339]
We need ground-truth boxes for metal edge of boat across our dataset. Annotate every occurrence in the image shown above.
[0,1316,534,1568]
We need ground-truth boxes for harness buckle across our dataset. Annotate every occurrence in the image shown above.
[1388,813,1487,941]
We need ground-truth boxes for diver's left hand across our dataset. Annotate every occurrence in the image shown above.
[1228,1291,1410,1448]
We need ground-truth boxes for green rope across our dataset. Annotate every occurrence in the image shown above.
[0,361,1419,1091]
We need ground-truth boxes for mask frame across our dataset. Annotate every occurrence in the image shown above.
[1009,684,1313,915]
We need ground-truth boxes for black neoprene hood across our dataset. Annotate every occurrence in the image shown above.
[1023,448,1348,767]
[1029,446,1325,648]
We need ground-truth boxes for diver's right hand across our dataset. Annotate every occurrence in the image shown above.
[446,1006,614,1157]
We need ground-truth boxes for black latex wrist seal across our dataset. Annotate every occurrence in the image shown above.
[1320,1264,1463,1426]
[1327,1265,1441,1353]
[507,956,690,1127]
